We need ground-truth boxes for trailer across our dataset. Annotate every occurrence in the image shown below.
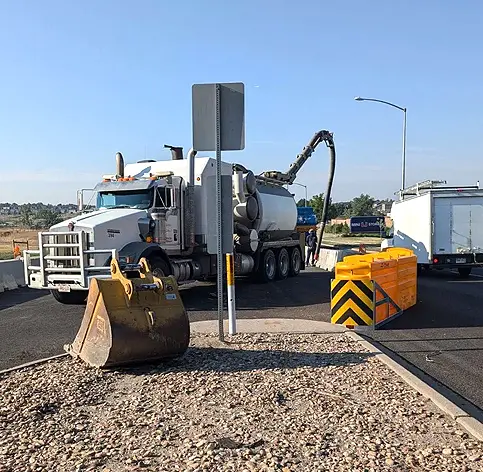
[24,131,336,304]
[382,180,483,277]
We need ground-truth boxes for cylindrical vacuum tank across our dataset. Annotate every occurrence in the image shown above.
[252,185,297,233]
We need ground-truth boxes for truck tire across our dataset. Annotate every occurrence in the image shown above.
[258,249,277,283]
[276,248,290,280]
[50,290,87,305]
[149,256,171,278]
[458,267,472,278]
[288,246,302,277]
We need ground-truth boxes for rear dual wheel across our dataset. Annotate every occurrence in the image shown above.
[276,248,290,280]
[258,249,277,282]
[288,246,302,277]
[258,246,302,282]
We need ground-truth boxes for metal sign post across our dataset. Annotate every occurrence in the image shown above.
[192,82,245,341]
[214,84,224,341]
[226,253,236,335]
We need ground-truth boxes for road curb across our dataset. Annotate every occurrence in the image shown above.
[346,330,483,442]
[457,417,483,442]
[190,318,346,334]
[0,353,69,375]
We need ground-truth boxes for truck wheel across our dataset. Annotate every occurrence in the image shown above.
[50,290,87,305]
[149,256,171,278]
[288,246,302,277]
[276,248,290,280]
[258,249,277,282]
[458,267,472,278]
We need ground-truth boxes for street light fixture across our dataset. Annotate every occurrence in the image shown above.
[354,96,407,192]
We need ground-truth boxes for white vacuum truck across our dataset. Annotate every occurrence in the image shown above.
[24,131,336,304]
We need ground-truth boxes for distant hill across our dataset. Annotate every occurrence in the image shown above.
[0,202,77,216]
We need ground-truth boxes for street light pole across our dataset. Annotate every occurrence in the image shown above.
[292,182,308,206]
[354,96,407,191]
[401,107,407,191]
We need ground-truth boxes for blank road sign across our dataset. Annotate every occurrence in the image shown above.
[192,82,245,152]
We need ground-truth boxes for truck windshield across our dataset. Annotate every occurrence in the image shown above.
[97,190,153,209]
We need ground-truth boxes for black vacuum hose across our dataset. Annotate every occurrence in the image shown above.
[315,139,336,258]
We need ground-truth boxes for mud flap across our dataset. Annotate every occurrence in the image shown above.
[64,258,190,368]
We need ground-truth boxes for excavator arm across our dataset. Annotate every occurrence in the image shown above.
[260,130,335,185]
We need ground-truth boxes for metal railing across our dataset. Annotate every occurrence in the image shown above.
[24,230,117,289]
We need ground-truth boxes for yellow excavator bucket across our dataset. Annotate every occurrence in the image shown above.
[64,257,190,368]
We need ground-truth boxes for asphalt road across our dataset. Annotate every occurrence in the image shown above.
[0,269,332,371]
[363,267,483,416]
[1,267,483,417]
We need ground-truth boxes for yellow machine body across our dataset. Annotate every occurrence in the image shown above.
[64,258,190,368]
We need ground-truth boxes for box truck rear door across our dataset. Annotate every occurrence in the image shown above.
[433,197,452,254]
[435,196,483,255]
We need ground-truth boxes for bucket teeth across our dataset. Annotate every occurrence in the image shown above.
[66,257,190,368]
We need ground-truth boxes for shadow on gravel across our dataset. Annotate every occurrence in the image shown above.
[119,347,375,375]
[0,288,48,312]
[180,270,332,313]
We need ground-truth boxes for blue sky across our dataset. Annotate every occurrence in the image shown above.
[1,0,483,204]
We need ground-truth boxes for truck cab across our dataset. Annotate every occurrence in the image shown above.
[23,161,193,304]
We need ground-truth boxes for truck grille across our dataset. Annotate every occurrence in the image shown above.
[24,230,118,290]
[44,232,85,270]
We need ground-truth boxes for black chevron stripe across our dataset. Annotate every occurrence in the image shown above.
[331,291,373,319]
[352,279,374,301]
[330,279,345,299]
[334,309,368,326]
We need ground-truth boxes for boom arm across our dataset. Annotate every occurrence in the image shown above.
[260,130,335,185]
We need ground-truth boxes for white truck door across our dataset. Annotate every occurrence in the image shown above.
[451,203,472,253]
[450,198,483,254]
[467,200,483,253]
[433,198,452,254]
[434,196,483,254]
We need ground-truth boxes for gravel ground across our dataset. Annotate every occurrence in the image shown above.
[0,332,482,472]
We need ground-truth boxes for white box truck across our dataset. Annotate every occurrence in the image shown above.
[382,180,483,277]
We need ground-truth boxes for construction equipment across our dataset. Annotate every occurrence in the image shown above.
[24,129,337,304]
[64,257,190,368]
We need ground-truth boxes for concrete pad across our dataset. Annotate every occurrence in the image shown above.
[190,318,347,334]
